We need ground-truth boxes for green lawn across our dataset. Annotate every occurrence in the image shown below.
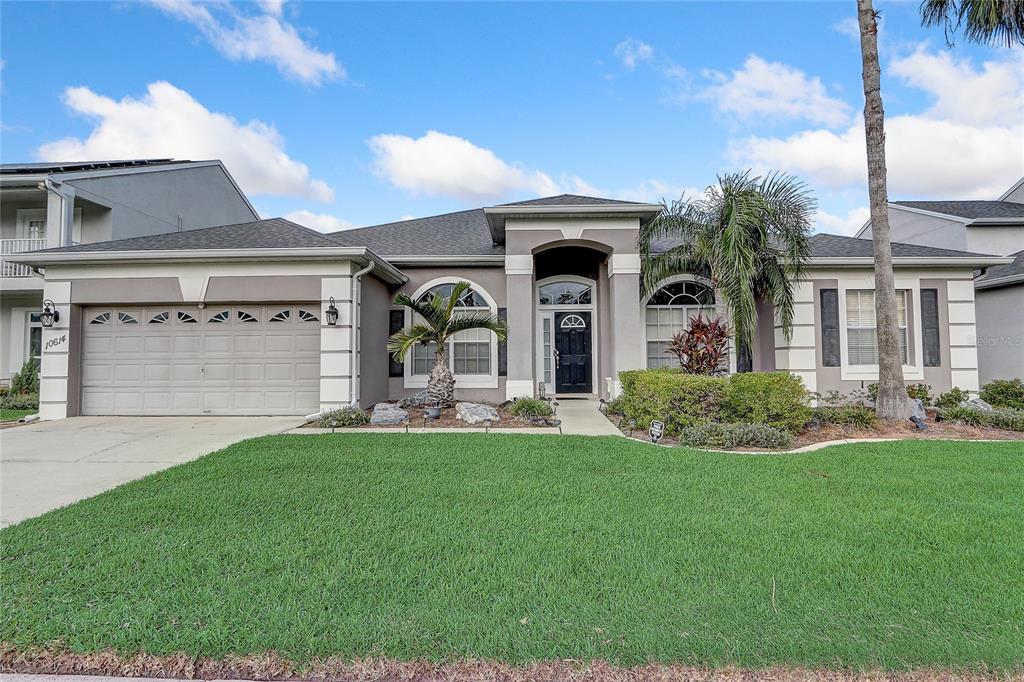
[2,435,1022,671]
[0,408,33,422]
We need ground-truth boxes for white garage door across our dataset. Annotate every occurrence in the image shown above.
[81,305,321,416]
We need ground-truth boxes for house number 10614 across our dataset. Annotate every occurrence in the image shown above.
[44,333,68,351]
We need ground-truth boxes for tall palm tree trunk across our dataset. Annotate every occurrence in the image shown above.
[858,0,908,420]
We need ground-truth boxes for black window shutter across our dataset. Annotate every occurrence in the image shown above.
[820,289,840,367]
[921,289,941,367]
[388,310,404,377]
[497,307,508,377]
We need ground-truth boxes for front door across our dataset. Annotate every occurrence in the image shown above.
[554,311,592,393]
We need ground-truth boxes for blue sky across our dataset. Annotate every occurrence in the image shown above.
[2,1,1021,234]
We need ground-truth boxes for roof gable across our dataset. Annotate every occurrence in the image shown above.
[893,200,1024,221]
[496,194,648,207]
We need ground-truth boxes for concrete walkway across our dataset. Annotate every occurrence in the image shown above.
[0,416,300,527]
[553,398,623,436]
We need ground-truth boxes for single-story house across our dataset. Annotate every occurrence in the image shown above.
[12,195,1013,419]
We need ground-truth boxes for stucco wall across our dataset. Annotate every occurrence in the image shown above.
[965,226,1024,257]
[975,284,1024,382]
[861,207,968,251]
[358,274,392,407]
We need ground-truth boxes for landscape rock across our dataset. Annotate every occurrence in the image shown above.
[456,402,499,424]
[909,398,927,421]
[959,398,994,412]
[370,403,409,425]
[399,390,432,408]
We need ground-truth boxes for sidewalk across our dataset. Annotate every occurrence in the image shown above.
[553,398,623,436]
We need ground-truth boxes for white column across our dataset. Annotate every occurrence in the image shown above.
[319,275,354,413]
[38,281,72,420]
[504,255,535,400]
[608,254,643,398]
[773,280,817,394]
[946,280,980,393]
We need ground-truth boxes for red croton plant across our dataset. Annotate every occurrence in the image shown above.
[666,314,732,375]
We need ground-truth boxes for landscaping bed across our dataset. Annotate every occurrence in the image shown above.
[305,396,559,429]
[302,403,545,429]
[2,434,1022,672]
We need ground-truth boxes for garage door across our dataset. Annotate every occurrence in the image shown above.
[81,305,321,416]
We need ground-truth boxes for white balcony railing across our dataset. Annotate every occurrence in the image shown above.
[1,238,47,277]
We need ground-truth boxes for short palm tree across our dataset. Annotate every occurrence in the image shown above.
[638,171,816,352]
[388,281,508,407]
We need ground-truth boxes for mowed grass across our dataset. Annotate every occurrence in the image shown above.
[0,409,33,422]
[2,435,1022,671]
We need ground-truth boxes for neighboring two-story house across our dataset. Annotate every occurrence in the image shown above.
[856,178,1024,384]
[1,159,258,383]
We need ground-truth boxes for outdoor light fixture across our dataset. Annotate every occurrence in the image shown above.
[40,299,60,327]
[325,297,339,326]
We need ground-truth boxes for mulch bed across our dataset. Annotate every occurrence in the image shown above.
[0,647,1011,681]
[303,405,549,429]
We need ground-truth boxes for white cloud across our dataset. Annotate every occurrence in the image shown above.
[151,0,343,86]
[38,81,333,202]
[727,49,1024,199]
[368,130,596,202]
[815,206,870,236]
[697,55,852,127]
[614,38,654,70]
[614,179,702,203]
[284,209,356,233]
[833,16,861,42]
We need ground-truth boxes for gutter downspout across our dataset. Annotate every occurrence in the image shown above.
[350,260,375,407]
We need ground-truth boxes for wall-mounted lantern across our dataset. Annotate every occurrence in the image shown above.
[325,296,339,326]
[40,299,60,327]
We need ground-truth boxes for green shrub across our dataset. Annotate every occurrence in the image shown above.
[719,372,811,433]
[937,406,1024,432]
[9,358,39,395]
[509,397,553,419]
[0,392,39,411]
[867,382,933,406]
[935,387,970,410]
[979,378,1024,411]
[811,405,877,428]
[678,422,792,450]
[617,369,726,434]
[319,406,369,428]
[604,395,625,415]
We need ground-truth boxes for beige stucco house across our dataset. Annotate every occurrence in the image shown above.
[11,194,1012,419]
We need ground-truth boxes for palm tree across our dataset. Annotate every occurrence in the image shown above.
[638,171,816,353]
[920,0,1024,46]
[855,0,1024,421]
[388,281,508,407]
[856,0,907,421]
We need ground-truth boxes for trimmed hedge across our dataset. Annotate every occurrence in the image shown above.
[811,405,877,428]
[979,379,1024,411]
[719,372,812,433]
[318,407,369,428]
[0,392,38,411]
[937,406,1024,432]
[617,369,725,434]
[678,422,793,449]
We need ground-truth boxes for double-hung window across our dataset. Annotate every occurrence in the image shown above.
[845,289,908,365]
[644,281,716,369]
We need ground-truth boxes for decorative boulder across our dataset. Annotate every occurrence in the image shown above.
[399,390,432,408]
[456,402,499,424]
[370,403,409,425]
[959,398,994,412]
[909,398,928,421]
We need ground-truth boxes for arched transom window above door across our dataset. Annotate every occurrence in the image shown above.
[538,280,592,306]
[645,280,716,369]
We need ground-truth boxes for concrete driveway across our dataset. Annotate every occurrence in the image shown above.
[0,416,300,527]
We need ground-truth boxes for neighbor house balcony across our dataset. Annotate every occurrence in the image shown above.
[1,238,47,279]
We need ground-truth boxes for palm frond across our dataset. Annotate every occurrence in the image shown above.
[920,0,1024,47]
[392,293,446,331]
[444,312,509,343]
[387,323,437,362]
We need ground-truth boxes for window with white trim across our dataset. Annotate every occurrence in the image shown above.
[644,280,716,368]
[538,281,592,305]
[26,312,42,364]
[410,283,493,377]
[846,289,908,365]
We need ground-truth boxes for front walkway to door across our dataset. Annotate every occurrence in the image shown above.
[0,416,300,527]
[555,398,623,436]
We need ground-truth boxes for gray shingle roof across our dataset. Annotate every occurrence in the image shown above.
[33,218,343,253]
[0,159,192,175]
[329,209,504,257]
[894,200,1024,220]
[808,233,1000,259]
[976,249,1024,287]
[496,194,648,207]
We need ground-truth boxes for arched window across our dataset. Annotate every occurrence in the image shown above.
[645,280,716,368]
[409,282,494,378]
[538,280,592,306]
